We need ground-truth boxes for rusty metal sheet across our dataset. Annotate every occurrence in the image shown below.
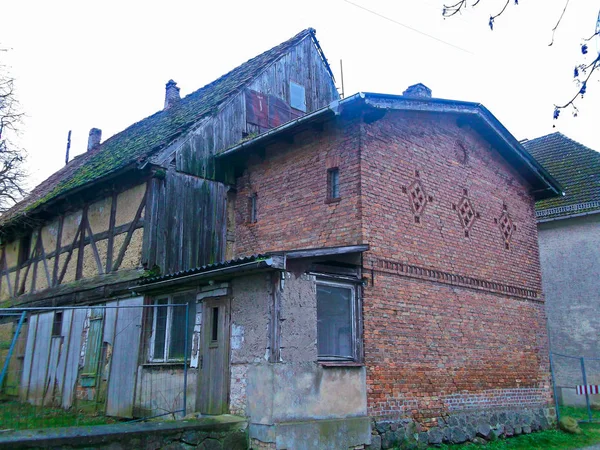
[245,89,268,128]
[268,95,291,128]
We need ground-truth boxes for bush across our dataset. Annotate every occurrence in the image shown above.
[559,416,582,434]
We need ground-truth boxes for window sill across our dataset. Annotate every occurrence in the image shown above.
[318,361,364,368]
[142,361,188,367]
[324,197,341,205]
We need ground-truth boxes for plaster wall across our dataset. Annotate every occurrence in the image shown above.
[538,213,600,405]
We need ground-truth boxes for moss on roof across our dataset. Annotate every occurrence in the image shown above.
[523,132,600,219]
[0,28,316,227]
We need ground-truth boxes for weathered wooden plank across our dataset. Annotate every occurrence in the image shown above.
[20,314,37,401]
[28,312,53,405]
[43,336,63,406]
[54,309,73,407]
[98,301,118,408]
[62,308,86,409]
[105,297,143,418]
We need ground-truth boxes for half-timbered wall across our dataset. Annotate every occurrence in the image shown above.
[175,36,338,179]
[0,183,148,302]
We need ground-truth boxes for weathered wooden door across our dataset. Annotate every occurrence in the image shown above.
[197,297,230,415]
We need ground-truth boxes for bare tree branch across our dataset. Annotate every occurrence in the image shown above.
[549,0,571,46]
[442,3,600,120]
[0,53,28,213]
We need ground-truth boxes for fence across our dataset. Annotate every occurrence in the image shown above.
[550,351,600,423]
[0,301,192,431]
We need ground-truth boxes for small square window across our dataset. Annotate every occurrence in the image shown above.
[52,312,63,337]
[317,281,357,361]
[290,82,306,112]
[248,194,258,223]
[327,168,340,200]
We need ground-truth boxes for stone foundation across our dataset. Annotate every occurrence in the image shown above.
[0,415,248,450]
[367,407,556,449]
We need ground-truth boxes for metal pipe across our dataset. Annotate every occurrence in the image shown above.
[549,352,561,423]
[182,302,189,418]
[581,357,593,422]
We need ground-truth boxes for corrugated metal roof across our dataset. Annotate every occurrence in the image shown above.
[139,254,269,285]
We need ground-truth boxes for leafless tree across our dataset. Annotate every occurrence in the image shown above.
[442,1,600,120]
[0,50,27,213]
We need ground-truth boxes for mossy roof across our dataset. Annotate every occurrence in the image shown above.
[523,132,600,219]
[0,28,317,227]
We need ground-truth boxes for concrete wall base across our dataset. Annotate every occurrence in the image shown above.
[249,416,371,450]
[366,407,556,449]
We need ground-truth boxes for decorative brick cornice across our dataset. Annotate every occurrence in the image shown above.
[373,258,541,301]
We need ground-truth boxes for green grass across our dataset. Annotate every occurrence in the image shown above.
[431,407,600,450]
[0,400,116,431]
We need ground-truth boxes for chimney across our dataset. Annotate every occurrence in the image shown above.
[87,128,102,151]
[164,79,181,110]
[402,83,432,99]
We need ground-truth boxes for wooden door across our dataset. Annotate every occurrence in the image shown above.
[197,297,230,415]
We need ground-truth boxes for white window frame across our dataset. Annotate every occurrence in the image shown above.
[149,295,190,363]
[316,280,358,362]
[290,81,307,112]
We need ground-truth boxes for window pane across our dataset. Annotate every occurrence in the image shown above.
[317,284,353,359]
[290,81,306,112]
[211,307,219,342]
[169,295,195,360]
[154,299,168,360]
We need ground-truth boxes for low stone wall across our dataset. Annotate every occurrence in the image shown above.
[367,407,556,449]
[0,415,248,450]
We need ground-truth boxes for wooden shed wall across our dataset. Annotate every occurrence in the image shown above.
[143,171,227,275]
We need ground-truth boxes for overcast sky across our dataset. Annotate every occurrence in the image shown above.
[1,0,599,190]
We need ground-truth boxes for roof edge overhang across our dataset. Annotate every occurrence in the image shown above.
[134,244,370,293]
[217,92,563,201]
[0,162,144,238]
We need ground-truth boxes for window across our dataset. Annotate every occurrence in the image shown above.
[52,312,63,337]
[290,81,306,112]
[150,293,195,362]
[18,234,31,267]
[248,193,258,224]
[327,168,340,200]
[316,281,357,361]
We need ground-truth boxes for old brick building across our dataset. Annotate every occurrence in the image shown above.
[0,29,562,449]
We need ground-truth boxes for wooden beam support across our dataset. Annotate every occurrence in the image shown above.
[86,220,104,275]
[105,191,118,273]
[112,186,147,272]
[52,216,64,287]
[75,206,88,280]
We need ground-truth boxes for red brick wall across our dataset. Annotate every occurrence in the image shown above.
[233,109,552,421]
[234,121,363,256]
[360,111,551,419]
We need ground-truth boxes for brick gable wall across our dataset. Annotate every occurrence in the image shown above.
[234,121,363,256]
[360,111,551,421]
